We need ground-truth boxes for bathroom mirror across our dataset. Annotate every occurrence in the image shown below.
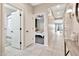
[35,15,44,44]
[75,3,79,23]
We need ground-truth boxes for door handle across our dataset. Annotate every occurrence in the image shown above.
[11,31,13,33]
[26,30,29,32]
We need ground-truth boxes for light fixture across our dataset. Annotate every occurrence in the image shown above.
[51,4,66,19]
[66,9,72,13]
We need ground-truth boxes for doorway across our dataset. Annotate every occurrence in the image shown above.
[54,20,63,40]
[35,15,44,44]
[48,18,64,55]
[3,4,22,55]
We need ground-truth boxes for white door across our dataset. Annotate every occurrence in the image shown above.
[8,10,21,49]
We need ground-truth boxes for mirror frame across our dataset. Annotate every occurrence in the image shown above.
[75,3,79,23]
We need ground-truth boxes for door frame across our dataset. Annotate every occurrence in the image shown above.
[1,3,24,55]
[33,12,48,46]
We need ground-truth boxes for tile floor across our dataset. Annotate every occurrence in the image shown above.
[5,32,65,56]
[5,43,64,56]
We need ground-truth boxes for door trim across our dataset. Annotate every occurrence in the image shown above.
[33,12,48,46]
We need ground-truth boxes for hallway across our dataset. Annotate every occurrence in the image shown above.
[0,3,79,56]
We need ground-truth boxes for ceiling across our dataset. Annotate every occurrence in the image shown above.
[50,4,66,19]
[6,3,66,19]
[30,3,66,19]
[29,3,41,6]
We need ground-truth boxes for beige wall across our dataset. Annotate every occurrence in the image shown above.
[24,4,34,48]
[0,4,2,55]
[65,4,74,39]
[64,13,74,39]
[64,4,79,40]
[73,9,79,33]
[72,4,79,44]
[48,12,55,48]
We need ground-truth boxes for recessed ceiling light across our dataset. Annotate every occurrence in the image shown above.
[30,3,41,6]
[56,5,60,8]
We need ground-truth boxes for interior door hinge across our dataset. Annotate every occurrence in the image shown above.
[20,28,22,30]
[20,42,22,45]
[20,14,21,16]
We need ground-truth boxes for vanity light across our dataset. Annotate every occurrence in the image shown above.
[50,4,66,18]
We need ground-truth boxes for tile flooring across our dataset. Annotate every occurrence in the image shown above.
[5,43,64,56]
[5,32,66,56]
